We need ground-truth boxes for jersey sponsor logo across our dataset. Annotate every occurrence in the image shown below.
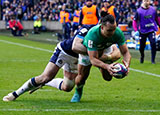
[58,59,63,64]
[144,15,152,19]
[88,40,93,48]
[106,43,113,47]
[97,44,103,48]
[87,12,93,14]
[145,23,154,27]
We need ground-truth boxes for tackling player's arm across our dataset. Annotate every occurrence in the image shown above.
[72,36,87,55]
[99,44,121,62]
[72,27,89,54]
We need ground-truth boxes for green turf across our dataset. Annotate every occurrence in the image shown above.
[1,35,160,114]
[0,30,59,44]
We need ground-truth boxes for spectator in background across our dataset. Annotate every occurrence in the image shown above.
[1,0,159,28]
[76,0,83,8]
[71,6,80,36]
[101,0,119,24]
[33,16,42,34]
[157,7,160,25]
[59,4,72,40]
[79,0,99,28]
[22,13,28,20]
[132,0,160,64]
[9,15,23,36]
[17,4,23,21]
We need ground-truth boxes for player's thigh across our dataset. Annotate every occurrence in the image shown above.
[63,70,77,80]
[78,54,92,81]
[78,54,91,66]
[42,62,60,78]
[62,54,78,80]
[35,62,60,83]
[77,64,92,81]
[42,44,68,78]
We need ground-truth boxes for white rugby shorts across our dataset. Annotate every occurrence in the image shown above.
[50,43,78,73]
[78,46,113,66]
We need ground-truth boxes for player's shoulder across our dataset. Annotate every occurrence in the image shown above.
[75,26,91,38]
[88,25,100,33]
[84,25,100,40]
[150,6,155,9]
[150,6,156,11]
[113,27,124,38]
[115,27,123,34]
[78,26,90,34]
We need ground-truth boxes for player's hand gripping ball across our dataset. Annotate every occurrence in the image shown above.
[113,63,127,79]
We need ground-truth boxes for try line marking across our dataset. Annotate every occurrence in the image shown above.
[0,39,160,78]
[0,39,53,53]
[1,108,160,112]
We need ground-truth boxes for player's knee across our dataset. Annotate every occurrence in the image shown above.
[62,86,73,92]
[103,75,112,81]
[62,77,75,92]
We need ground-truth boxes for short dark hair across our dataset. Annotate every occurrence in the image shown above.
[101,15,115,25]
[100,11,109,18]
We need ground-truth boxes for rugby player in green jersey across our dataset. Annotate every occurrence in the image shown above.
[71,15,131,102]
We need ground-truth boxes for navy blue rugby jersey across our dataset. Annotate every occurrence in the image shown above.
[60,25,92,58]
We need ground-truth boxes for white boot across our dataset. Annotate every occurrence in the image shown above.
[3,93,16,102]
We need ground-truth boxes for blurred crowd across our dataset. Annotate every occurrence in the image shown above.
[0,0,160,25]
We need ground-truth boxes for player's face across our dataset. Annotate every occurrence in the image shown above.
[86,1,92,6]
[104,2,109,7]
[101,22,116,38]
[143,0,150,7]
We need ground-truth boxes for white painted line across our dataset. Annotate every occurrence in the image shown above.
[0,39,160,78]
[130,68,160,77]
[0,59,47,62]
[0,39,53,53]
[0,109,160,112]
[0,89,53,92]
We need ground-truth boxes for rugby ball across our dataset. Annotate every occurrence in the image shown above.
[113,63,127,79]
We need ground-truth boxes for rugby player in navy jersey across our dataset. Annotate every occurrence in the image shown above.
[3,25,120,102]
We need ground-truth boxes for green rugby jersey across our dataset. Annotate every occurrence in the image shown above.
[83,25,126,51]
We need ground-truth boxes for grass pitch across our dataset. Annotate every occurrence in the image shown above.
[0,34,160,115]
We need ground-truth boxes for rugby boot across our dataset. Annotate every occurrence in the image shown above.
[3,92,17,102]
[70,87,83,102]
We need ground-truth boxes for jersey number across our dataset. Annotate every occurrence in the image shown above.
[88,40,93,48]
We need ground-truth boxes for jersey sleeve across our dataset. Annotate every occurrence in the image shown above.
[83,29,98,51]
[76,27,89,39]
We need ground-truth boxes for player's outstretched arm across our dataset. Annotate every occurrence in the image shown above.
[88,50,116,76]
[119,44,131,74]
